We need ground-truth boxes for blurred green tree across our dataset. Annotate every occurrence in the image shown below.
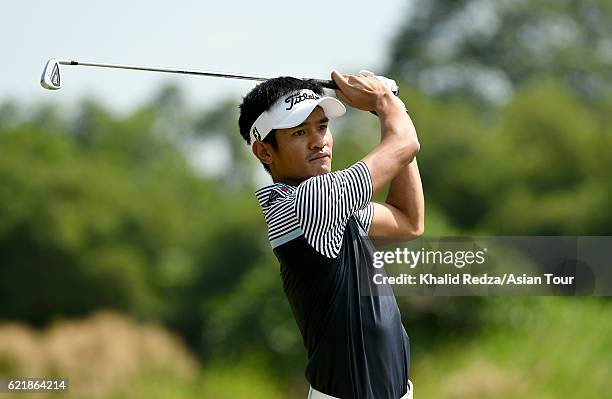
[388,0,612,104]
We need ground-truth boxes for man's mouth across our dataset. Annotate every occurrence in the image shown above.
[309,152,330,161]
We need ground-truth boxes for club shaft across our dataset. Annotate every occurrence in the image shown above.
[58,60,339,89]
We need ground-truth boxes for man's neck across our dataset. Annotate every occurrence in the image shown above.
[272,177,301,187]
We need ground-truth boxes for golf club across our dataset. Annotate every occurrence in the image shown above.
[40,58,343,91]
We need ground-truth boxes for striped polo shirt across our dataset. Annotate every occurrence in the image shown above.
[255,161,411,399]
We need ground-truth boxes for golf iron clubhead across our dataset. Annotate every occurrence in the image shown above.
[40,59,73,90]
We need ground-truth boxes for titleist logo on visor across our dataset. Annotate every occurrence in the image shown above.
[284,92,320,111]
[252,126,262,141]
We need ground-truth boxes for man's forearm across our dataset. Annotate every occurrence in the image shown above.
[362,95,420,195]
[384,157,425,235]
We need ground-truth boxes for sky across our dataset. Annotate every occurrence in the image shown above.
[2,0,409,114]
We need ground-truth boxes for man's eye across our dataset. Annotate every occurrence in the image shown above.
[293,130,305,136]
[319,125,328,131]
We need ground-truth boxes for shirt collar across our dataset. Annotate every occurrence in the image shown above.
[255,183,296,209]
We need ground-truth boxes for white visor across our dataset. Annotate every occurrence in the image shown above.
[250,89,346,142]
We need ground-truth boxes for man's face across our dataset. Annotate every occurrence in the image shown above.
[267,106,333,185]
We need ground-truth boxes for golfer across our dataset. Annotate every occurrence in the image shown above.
[238,70,423,399]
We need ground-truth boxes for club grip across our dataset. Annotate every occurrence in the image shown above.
[314,79,339,90]
[310,79,401,117]
[313,79,400,96]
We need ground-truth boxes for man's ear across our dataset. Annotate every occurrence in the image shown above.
[252,141,274,166]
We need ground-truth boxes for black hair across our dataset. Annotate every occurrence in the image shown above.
[238,77,325,173]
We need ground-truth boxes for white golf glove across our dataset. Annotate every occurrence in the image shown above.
[359,69,399,95]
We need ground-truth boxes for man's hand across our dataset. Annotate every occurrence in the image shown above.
[331,70,402,113]
[357,70,399,95]
[331,71,424,239]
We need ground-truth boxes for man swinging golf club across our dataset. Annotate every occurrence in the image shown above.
[238,69,424,399]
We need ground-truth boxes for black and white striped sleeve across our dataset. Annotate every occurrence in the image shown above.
[355,203,375,234]
[294,161,373,258]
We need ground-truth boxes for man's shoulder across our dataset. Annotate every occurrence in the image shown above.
[255,183,297,210]
[254,183,302,248]
[295,162,371,197]
[266,186,296,208]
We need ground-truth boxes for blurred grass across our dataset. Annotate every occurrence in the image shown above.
[2,299,610,398]
[0,311,288,399]
[412,297,611,399]
[198,364,286,399]
[106,365,286,399]
[0,312,198,399]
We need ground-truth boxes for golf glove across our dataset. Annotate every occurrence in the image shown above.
[359,69,399,95]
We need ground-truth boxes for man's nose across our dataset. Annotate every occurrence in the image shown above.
[309,129,327,149]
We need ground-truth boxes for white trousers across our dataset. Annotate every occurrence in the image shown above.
[308,380,413,399]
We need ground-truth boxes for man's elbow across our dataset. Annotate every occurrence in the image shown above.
[412,223,425,237]
[397,220,424,238]
[404,223,424,238]
[398,138,420,165]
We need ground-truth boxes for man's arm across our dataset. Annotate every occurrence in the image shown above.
[370,158,424,237]
[331,71,424,237]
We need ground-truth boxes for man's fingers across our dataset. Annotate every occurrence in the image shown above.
[331,69,388,111]
[334,89,352,106]
[346,74,363,85]
[331,70,351,92]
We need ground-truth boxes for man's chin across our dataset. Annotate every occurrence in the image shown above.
[285,162,332,183]
[311,162,332,176]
